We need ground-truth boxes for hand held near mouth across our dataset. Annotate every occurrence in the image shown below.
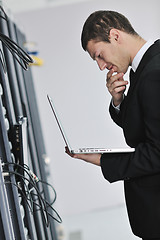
[106,67,128,106]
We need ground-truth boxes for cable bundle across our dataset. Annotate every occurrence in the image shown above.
[2,162,62,227]
[0,47,7,73]
[0,33,34,70]
[0,6,33,71]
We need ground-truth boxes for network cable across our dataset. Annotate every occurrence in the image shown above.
[0,6,8,21]
[5,180,33,212]
[0,48,7,73]
[0,6,33,71]
[4,169,49,225]
[0,33,33,70]
[2,162,62,226]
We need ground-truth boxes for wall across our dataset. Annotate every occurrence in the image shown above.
[14,1,160,238]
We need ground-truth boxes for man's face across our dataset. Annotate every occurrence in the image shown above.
[86,39,129,74]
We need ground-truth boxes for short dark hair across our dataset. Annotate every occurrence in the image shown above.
[81,10,138,51]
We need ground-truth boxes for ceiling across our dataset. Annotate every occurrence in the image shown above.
[3,0,94,13]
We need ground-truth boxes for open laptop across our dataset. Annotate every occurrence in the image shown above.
[47,95,135,154]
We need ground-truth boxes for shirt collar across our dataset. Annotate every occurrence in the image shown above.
[132,39,154,72]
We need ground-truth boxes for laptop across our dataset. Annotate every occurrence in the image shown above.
[47,95,135,154]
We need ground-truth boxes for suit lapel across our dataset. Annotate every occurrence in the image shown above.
[121,39,160,118]
[130,39,160,92]
[134,39,160,79]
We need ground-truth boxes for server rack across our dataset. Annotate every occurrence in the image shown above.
[0,5,59,240]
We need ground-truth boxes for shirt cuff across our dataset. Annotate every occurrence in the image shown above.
[111,99,121,113]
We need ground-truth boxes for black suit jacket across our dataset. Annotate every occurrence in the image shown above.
[100,40,160,238]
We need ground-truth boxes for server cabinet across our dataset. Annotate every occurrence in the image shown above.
[0,5,59,240]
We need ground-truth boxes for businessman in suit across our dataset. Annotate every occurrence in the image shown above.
[65,10,160,240]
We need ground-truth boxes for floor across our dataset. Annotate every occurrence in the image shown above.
[58,204,140,240]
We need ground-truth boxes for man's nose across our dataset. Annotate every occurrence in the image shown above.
[97,59,107,71]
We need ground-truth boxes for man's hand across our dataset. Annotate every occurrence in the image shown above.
[65,146,101,166]
[106,67,128,106]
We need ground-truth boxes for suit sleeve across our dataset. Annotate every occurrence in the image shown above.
[109,96,127,128]
[101,69,160,183]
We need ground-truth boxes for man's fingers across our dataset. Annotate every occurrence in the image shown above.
[107,68,115,80]
[65,146,75,157]
[107,79,128,90]
[107,72,124,85]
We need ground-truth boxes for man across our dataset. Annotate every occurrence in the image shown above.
[65,10,160,240]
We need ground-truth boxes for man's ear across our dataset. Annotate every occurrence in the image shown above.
[109,29,120,43]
